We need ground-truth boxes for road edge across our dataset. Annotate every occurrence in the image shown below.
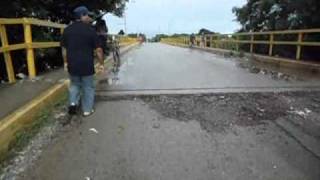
[162,42,320,73]
[0,42,140,158]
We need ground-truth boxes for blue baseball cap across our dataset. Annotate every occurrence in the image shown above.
[73,6,93,19]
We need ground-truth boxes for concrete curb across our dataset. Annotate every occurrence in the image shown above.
[0,43,139,158]
[0,80,68,157]
[163,42,320,73]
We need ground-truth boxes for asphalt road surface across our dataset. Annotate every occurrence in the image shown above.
[17,43,320,180]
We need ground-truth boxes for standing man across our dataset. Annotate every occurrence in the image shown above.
[61,6,105,117]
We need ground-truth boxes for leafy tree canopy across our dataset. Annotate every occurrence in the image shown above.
[118,29,125,35]
[233,0,320,32]
[0,0,129,23]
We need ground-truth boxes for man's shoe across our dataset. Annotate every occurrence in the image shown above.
[68,105,77,115]
[83,110,95,117]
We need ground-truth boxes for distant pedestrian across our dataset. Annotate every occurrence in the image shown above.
[190,33,196,47]
[61,6,105,117]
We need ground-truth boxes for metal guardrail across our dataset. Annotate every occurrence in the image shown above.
[161,29,320,62]
[0,18,138,83]
[0,18,66,83]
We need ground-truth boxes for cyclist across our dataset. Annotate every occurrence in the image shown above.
[95,19,109,56]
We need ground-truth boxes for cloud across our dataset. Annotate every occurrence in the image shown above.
[106,0,246,37]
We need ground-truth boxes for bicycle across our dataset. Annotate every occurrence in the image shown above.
[107,35,121,73]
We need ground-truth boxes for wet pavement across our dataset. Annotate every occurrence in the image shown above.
[97,43,320,92]
[18,92,320,180]
[6,43,320,180]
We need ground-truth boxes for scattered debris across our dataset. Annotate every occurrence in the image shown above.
[304,108,312,114]
[288,108,312,118]
[237,60,301,82]
[45,78,54,83]
[58,79,67,83]
[30,77,42,82]
[257,107,265,112]
[152,122,161,129]
[89,128,99,134]
[54,112,67,119]
[0,119,62,179]
[16,73,27,79]
[117,125,125,134]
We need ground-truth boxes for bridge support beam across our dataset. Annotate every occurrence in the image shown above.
[269,34,274,56]
[296,33,303,60]
[23,19,36,79]
[0,25,16,83]
[250,35,254,53]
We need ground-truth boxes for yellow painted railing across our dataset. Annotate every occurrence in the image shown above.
[161,29,320,62]
[119,36,139,47]
[0,18,139,84]
[0,18,66,83]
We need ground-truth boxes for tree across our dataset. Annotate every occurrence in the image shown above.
[0,0,129,23]
[198,28,215,35]
[232,0,320,61]
[151,34,169,42]
[0,0,129,82]
[233,0,320,32]
[118,29,125,35]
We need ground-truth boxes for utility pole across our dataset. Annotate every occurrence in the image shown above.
[124,11,127,33]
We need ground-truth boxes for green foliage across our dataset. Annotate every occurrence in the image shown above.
[198,28,215,35]
[127,33,146,39]
[0,0,129,81]
[233,0,320,31]
[233,1,320,61]
[118,29,125,35]
[0,0,129,23]
[151,34,169,42]
[0,94,67,171]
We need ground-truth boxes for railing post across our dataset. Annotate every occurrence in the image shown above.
[60,27,65,62]
[269,34,274,56]
[250,34,254,53]
[0,25,16,83]
[23,19,36,79]
[204,35,207,47]
[60,28,64,34]
[216,35,220,49]
[236,35,239,51]
[296,33,303,60]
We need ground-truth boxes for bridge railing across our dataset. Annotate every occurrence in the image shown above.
[161,29,320,62]
[119,36,139,47]
[0,18,66,83]
[0,18,139,84]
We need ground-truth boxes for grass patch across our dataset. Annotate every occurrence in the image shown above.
[0,93,67,173]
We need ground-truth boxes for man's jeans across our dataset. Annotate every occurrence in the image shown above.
[69,75,95,112]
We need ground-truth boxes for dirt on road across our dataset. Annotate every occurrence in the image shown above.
[1,91,318,180]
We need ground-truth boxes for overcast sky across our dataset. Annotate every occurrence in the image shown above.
[105,0,246,38]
